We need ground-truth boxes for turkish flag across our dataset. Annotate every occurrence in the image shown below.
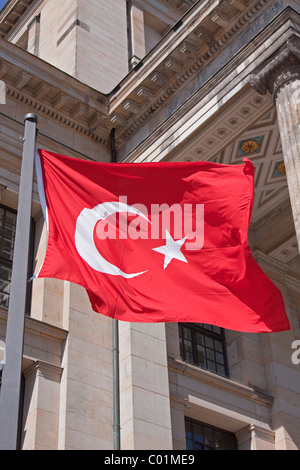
[34,149,290,333]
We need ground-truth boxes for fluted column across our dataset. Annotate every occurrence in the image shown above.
[250,36,300,252]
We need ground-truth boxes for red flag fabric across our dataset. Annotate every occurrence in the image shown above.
[34,149,290,333]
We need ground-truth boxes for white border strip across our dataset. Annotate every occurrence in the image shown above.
[33,148,48,279]
[34,148,48,230]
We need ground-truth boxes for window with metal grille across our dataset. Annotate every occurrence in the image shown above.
[0,204,34,312]
[179,323,228,377]
[0,205,17,309]
[185,417,237,450]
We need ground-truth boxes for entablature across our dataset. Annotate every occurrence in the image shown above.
[0,0,299,161]
[0,38,109,146]
[109,0,273,144]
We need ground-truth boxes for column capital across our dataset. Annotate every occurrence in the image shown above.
[249,35,300,100]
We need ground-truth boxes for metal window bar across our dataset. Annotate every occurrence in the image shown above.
[185,417,238,451]
[179,323,229,377]
[0,204,34,313]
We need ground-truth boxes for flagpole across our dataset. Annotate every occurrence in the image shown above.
[0,113,38,450]
[113,318,120,450]
[110,127,121,450]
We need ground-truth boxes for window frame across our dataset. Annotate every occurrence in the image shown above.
[179,322,229,377]
[0,204,34,314]
[0,204,17,309]
[185,417,238,451]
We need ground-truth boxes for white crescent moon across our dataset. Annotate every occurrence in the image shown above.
[75,201,150,278]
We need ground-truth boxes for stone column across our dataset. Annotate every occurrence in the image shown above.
[250,38,300,450]
[250,36,300,252]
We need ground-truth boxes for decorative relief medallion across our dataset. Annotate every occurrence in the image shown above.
[277,162,286,174]
[241,139,259,153]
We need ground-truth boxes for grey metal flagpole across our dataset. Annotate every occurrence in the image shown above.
[113,318,120,450]
[110,127,121,450]
[0,113,38,450]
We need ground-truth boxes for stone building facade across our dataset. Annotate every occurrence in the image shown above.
[0,0,299,450]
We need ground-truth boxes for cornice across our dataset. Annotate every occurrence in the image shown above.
[0,38,110,146]
[109,0,272,143]
[168,357,274,406]
[117,4,300,161]
[6,85,108,145]
[0,307,68,343]
[1,0,299,154]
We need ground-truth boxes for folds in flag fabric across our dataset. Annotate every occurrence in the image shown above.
[34,149,290,333]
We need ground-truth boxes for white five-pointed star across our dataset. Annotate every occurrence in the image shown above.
[152,230,188,269]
